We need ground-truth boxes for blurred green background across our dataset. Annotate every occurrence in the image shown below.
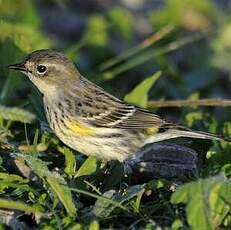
[0,0,231,229]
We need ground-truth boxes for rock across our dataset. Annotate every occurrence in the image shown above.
[125,143,198,182]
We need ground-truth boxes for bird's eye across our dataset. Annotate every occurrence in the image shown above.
[37,65,47,74]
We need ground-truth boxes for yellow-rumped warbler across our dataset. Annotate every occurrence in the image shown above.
[8,49,228,161]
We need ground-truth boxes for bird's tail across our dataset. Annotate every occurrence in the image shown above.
[145,128,230,145]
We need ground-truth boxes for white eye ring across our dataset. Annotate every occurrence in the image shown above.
[37,65,47,74]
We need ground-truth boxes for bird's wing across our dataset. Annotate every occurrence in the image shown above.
[79,82,167,129]
[87,106,162,128]
[91,106,166,129]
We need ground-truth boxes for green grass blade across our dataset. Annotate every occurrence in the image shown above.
[75,156,98,178]
[0,198,43,216]
[102,30,211,79]
[46,176,77,218]
[70,187,128,212]
[18,154,77,217]
[99,25,174,71]
[0,105,35,123]
[124,71,162,107]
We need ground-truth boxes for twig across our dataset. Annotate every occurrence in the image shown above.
[147,99,231,108]
[99,25,175,71]
[0,143,47,152]
[102,30,212,79]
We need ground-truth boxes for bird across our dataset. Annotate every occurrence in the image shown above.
[8,49,229,162]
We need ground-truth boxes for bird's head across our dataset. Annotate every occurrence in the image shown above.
[8,49,80,96]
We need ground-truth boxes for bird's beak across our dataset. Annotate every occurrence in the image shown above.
[8,63,26,72]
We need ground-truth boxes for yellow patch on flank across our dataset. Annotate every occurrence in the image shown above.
[66,120,95,136]
[146,127,159,135]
